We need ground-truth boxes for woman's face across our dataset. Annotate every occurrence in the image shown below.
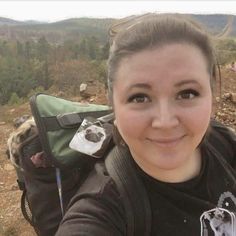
[112,43,212,182]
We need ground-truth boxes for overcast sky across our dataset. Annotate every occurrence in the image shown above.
[0,1,236,22]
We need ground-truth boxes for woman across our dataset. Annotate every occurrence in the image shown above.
[56,13,236,236]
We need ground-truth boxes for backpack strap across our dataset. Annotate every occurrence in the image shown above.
[204,120,236,178]
[205,120,235,163]
[105,146,151,236]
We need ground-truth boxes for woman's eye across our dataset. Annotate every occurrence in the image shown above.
[127,93,150,103]
[177,89,199,100]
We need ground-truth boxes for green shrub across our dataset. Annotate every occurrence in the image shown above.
[27,86,45,98]
[8,93,21,105]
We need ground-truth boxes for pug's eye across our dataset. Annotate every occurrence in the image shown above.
[177,89,200,100]
[128,93,151,103]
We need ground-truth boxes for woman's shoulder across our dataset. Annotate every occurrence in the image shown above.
[56,162,126,236]
[209,119,236,144]
[206,119,236,161]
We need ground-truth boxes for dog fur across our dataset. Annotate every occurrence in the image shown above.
[7,117,36,170]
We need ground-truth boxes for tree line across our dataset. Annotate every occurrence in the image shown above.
[0,36,109,105]
[0,34,236,105]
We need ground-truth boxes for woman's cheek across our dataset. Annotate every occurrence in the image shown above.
[180,101,212,131]
[116,110,148,139]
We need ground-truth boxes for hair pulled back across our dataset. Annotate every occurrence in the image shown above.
[107,13,216,102]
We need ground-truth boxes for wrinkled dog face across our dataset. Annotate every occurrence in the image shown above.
[7,117,36,169]
[13,115,31,128]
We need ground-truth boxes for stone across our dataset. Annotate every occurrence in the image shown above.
[80,83,87,92]
[10,184,19,191]
[231,93,236,103]
[4,163,14,171]
[223,93,231,100]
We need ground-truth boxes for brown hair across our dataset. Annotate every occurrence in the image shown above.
[107,13,217,103]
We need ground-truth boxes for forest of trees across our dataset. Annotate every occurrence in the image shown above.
[0,15,236,105]
[0,36,109,105]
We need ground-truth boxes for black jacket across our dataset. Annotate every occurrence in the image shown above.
[56,121,236,236]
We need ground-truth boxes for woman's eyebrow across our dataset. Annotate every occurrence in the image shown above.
[128,83,151,90]
[174,80,200,87]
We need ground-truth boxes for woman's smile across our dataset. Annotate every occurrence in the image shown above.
[146,135,186,148]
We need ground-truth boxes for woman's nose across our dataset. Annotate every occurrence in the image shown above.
[151,101,179,129]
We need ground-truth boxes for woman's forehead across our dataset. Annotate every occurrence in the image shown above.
[116,43,209,77]
[110,44,211,96]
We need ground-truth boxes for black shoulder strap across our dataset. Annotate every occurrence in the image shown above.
[105,146,151,236]
[204,121,236,180]
[206,120,235,163]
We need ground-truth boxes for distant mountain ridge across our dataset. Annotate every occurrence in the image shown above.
[0,17,23,25]
[0,17,45,25]
[0,14,235,44]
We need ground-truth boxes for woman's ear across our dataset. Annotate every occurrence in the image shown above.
[113,119,117,126]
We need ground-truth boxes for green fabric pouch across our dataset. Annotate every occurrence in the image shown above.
[30,93,112,169]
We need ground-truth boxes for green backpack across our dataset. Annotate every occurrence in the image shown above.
[30,93,112,168]
[12,93,151,236]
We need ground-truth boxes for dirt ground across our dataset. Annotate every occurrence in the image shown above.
[0,103,36,236]
[0,68,235,236]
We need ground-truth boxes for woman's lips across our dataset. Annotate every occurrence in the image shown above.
[147,135,185,147]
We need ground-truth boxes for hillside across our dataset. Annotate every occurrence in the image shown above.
[0,17,115,44]
[0,14,235,44]
[191,14,235,34]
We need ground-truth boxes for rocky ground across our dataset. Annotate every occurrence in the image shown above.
[0,67,235,236]
[213,68,236,131]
